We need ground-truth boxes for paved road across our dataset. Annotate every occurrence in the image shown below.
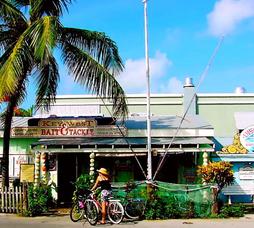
[0,214,254,228]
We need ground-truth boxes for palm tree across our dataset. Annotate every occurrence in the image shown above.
[0,0,128,187]
[13,105,34,116]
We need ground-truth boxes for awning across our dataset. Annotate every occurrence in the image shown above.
[31,137,215,154]
[212,153,254,162]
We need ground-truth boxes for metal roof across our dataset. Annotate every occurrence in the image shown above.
[32,136,214,146]
[123,115,213,130]
[1,115,212,131]
[0,117,30,130]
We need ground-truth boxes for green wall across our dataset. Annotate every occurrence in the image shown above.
[0,138,38,155]
[197,95,254,137]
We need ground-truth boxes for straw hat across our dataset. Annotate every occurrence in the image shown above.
[97,168,109,176]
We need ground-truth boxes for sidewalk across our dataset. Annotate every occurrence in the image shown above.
[1,211,254,228]
[1,213,254,228]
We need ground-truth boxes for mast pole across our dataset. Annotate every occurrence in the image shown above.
[143,0,152,181]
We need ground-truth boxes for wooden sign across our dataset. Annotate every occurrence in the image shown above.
[11,126,127,138]
[20,164,35,183]
[38,119,97,127]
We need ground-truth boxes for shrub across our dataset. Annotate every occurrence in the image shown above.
[72,174,92,202]
[144,194,184,219]
[197,161,234,194]
[219,205,245,218]
[74,173,92,190]
[163,196,183,219]
[197,161,234,214]
[23,184,52,216]
[144,198,163,220]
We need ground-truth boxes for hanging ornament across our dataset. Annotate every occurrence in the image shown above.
[41,165,47,172]
[89,153,95,159]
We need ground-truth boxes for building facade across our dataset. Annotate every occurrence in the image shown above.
[1,78,254,203]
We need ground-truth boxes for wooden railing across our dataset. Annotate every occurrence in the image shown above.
[0,186,23,213]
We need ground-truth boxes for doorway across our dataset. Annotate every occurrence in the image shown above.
[155,154,179,183]
[57,153,89,204]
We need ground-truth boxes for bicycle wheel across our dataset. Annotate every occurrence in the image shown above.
[107,200,124,224]
[125,199,146,219]
[85,199,99,226]
[70,202,84,222]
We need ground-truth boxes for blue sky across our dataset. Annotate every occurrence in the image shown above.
[23,0,254,108]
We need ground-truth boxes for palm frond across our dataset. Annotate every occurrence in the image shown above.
[60,27,124,75]
[34,54,59,110]
[12,73,28,105]
[0,0,26,26]
[30,0,73,21]
[0,29,12,53]
[0,23,27,53]
[0,44,15,67]
[0,32,33,98]
[61,42,128,119]
[28,16,60,62]
[22,16,61,109]
[10,0,29,8]
[25,105,35,116]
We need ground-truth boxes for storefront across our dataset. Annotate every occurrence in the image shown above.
[5,114,215,203]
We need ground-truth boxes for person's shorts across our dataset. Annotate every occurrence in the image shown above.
[101,189,111,202]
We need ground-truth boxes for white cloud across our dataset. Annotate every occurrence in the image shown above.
[118,51,172,93]
[207,0,254,37]
[57,51,175,95]
[159,77,183,93]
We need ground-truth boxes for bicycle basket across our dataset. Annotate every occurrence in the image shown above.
[76,189,91,197]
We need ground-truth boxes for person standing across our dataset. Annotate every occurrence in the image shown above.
[91,168,111,224]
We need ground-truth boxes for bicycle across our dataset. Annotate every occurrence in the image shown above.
[69,188,90,222]
[85,190,124,225]
[113,182,147,220]
[124,197,146,219]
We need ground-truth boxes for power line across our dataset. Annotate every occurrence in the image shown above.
[152,35,225,181]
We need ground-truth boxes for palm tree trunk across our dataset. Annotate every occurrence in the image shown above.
[211,187,220,214]
[2,100,16,188]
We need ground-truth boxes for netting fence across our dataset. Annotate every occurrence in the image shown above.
[112,181,214,219]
